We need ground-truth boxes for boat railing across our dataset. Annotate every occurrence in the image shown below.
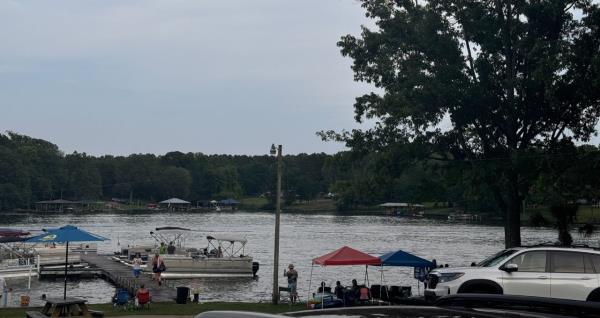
[0,257,34,269]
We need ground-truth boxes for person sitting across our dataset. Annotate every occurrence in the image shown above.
[317,281,327,293]
[136,284,151,309]
[334,281,344,299]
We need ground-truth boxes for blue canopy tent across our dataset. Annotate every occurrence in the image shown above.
[377,250,435,297]
[380,250,434,268]
[26,225,109,299]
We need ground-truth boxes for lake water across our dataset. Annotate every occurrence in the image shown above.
[0,211,580,306]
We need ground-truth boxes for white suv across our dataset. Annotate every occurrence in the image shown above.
[424,247,600,302]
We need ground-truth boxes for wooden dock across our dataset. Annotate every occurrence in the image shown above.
[79,253,177,302]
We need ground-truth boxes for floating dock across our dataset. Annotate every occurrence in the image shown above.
[37,253,177,302]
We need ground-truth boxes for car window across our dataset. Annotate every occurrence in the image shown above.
[590,254,600,273]
[507,251,546,272]
[478,249,518,267]
[584,254,595,273]
[551,251,585,273]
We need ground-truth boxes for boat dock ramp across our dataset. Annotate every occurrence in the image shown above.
[38,253,177,303]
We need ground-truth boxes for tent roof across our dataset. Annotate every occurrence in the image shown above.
[159,198,190,204]
[379,250,434,268]
[313,246,381,266]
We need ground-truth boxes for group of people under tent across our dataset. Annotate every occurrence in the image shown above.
[314,279,370,306]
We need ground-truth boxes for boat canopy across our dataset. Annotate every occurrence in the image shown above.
[312,246,381,266]
[206,235,247,244]
[379,250,434,268]
[155,226,191,232]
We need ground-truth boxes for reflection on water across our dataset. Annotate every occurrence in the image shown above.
[0,212,564,305]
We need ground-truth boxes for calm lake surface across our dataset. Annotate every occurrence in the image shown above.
[0,211,569,306]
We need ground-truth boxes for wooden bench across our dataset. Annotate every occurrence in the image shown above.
[25,311,49,318]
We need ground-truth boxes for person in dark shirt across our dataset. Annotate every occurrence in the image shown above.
[334,281,344,299]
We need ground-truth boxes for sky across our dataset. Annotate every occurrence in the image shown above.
[0,0,373,156]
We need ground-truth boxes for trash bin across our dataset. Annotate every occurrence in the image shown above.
[176,287,189,304]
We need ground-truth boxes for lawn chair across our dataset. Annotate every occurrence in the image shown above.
[136,290,151,309]
[358,287,371,305]
[278,286,297,306]
[112,289,130,310]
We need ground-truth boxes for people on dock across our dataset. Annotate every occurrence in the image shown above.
[159,242,167,254]
[284,263,298,303]
[167,241,176,254]
[132,253,142,278]
[152,253,165,286]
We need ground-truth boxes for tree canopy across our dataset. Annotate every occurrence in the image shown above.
[332,0,600,247]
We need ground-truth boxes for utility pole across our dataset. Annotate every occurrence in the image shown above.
[271,144,283,304]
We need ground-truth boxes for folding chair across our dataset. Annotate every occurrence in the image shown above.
[112,289,130,310]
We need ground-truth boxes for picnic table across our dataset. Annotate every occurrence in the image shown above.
[26,297,99,318]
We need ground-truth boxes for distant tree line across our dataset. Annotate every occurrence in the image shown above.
[0,132,329,210]
[2,132,600,219]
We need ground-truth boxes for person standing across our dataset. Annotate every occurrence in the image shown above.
[152,253,165,286]
[132,253,142,278]
[283,264,298,303]
[159,242,167,254]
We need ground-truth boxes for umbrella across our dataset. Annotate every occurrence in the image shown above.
[26,225,109,299]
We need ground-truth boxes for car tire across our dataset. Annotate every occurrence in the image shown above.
[587,289,600,302]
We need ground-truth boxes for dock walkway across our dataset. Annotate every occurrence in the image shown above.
[81,253,177,303]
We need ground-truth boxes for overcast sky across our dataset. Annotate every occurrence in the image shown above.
[0,0,373,156]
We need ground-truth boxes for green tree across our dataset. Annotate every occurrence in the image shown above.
[332,0,600,247]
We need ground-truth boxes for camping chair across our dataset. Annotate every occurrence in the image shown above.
[112,289,130,310]
[136,290,151,310]
[370,284,381,300]
[358,287,371,305]
[278,286,298,306]
[400,286,412,298]
[380,285,390,302]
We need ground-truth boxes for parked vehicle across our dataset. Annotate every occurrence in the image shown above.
[425,246,600,302]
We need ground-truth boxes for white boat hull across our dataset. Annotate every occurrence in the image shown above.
[143,255,256,278]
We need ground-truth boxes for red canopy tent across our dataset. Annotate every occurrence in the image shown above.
[307,246,381,306]
[313,246,381,266]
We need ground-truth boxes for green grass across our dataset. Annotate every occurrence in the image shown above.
[0,302,306,318]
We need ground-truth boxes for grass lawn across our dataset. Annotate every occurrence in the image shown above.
[0,302,306,318]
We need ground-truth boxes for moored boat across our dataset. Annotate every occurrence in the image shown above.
[114,227,259,278]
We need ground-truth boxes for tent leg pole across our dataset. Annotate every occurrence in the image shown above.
[64,241,69,300]
[307,263,314,308]
[380,265,383,306]
[321,267,326,310]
